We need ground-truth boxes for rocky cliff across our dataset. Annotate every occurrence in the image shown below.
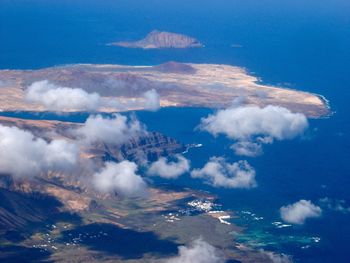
[87,131,186,165]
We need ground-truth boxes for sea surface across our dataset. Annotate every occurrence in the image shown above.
[1,0,350,262]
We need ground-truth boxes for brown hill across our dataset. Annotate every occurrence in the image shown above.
[111,30,203,49]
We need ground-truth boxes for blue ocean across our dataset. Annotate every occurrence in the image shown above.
[1,0,350,262]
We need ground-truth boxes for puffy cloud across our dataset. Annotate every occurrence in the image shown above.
[0,124,78,178]
[92,161,147,197]
[200,105,308,140]
[143,89,160,111]
[199,105,308,157]
[73,113,145,145]
[104,89,161,112]
[280,200,322,225]
[147,154,190,179]
[25,80,101,111]
[165,238,225,263]
[191,157,256,189]
[25,80,161,112]
[230,141,263,157]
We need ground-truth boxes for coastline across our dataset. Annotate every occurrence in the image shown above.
[0,62,330,118]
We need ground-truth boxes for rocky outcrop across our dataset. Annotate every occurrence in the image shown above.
[111,30,203,49]
[120,131,186,161]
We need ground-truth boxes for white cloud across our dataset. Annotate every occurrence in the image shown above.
[0,124,78,178]
[143,89,160,111]
[199,105,308,156]
[280,200,322,225]
[147,154,190,179]
[92,161,147,197]
[25,81,161,112]
[73,113,145,145]
[200,105,308,140]
[25,80,101,111]
[191,157,256,189]
[165,238,225,263]
[230,141,263,157]
[104,89,161,112]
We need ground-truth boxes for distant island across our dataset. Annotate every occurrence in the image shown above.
[110,30,204,49]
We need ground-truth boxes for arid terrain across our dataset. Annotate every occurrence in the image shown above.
[0,116,277,263]
[0,62,329,117]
